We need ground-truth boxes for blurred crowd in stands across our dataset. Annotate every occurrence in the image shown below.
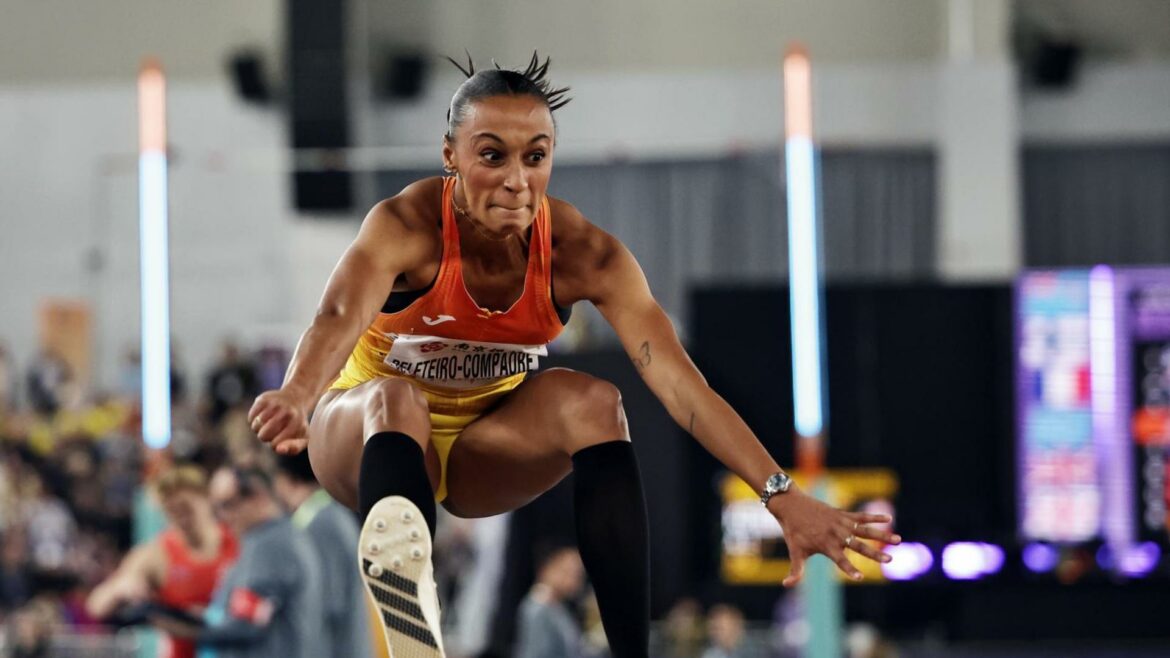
[0,339,889,658]
[0,339,293,657]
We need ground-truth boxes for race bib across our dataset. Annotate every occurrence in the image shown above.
[383,333,546,389]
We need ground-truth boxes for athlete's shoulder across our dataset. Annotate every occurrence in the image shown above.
[548,195,623,269]
[129,537,168,580]
[547,196,630,305]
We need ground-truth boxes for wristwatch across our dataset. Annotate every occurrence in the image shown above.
[760,472,793,507]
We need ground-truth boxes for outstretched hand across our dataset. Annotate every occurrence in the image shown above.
[768,489,901,587]
[247,389,311,456]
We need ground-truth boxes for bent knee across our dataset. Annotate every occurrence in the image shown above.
[540,369,628,448]
[363,378,431,439]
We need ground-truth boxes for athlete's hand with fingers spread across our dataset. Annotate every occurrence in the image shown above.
[768,488,901,587]
[248,389,311,456]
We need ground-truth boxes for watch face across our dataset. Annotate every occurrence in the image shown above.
[768,473,791,493]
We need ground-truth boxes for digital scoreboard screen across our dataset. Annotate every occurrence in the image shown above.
[1017,270,1098,542]
[1018,267,1170,553]
[1126,275,1170,542]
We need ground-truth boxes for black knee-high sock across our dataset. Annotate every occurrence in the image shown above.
[358,432,436,538]
[572,440,649,658]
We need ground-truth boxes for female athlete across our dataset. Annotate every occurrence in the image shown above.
[249,53,900,658]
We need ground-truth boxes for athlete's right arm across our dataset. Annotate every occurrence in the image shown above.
[249,188,436,454]
[86,542,161,619]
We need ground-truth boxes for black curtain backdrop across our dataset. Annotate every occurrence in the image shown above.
[688,283,1016,542]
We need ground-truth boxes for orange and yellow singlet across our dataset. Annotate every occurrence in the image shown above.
[331,177,567,500]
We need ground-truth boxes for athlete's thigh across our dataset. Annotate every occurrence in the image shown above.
[443,368,625,518]
[307,382,441,510]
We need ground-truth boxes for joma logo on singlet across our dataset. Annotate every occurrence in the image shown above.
[422,315,456,326]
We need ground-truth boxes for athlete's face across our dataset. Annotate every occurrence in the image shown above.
[160,490,211,539]
[442,95,554,239]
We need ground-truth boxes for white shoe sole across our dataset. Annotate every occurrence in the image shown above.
[359,496,445,658]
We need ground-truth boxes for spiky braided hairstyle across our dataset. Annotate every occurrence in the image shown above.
[444,51,572,140]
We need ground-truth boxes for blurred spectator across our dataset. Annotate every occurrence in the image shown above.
[273,452,371,658]
[221,409,272,473]
[64,530,119,620]
[25,349,71,417]
[0,342,15,417]
[439,511,510,658]
[0,528,32,613]
[93,431,143,523]
[146,466,324,658]
[169,399,205,462]
[22,397,130,459]
[701,604,757,658]
[659,597,706,658]
[113,340,188,410]
[253,347,288,394]
[86,465,238,658]
[57,439,108,528]
[116,346,142,403]
[769,588,801,658]
[205,341,258,426]
[0,447,27,536]
[5,599,55,658]
[579,590,610,658]
[21,471,76,573]
[845,623,899,658]
[170,339,189,405]
[434,512,476,616]
[514,545,585,658]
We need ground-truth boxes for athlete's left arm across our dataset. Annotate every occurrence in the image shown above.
[589,233,900,586]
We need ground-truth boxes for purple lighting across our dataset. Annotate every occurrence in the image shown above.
[1097,542,1160,577]
[1118,542,1161,578]
[880,542,933,581]
[1095,544,1115,571]
[942,543,1005,580]
[1022,543,1059,573]
[1089,265,1136,556]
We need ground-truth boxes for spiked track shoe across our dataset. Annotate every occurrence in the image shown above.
[360,496,445,658]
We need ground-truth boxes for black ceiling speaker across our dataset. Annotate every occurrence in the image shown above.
[1029,37,1082,89]
[286,0,352,212]
[379,52,429,101]
[228,50,273,104]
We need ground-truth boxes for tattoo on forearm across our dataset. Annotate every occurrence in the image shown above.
[688,412,696,436]
[631,341,652,372]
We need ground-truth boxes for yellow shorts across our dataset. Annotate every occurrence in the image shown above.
[332,371,528,503]
[428,410,476,503]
